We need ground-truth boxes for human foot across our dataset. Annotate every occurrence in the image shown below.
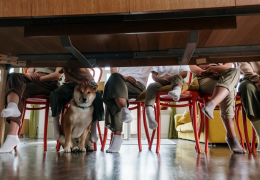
[202,101,215,119]
[0,135,19,153]
[225,136,246,154]
[1,102,21,118]
[168,86,182,101]
[145,106,158,130]
[106,135,123,153]
[90,121,98,142]
[52,116,61,140]
[120,107,132,123]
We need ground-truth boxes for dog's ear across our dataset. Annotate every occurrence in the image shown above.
[92,85,98,91]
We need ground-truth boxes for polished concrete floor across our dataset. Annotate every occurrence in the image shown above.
[0,139,260,180]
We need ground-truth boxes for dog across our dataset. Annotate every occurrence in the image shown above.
[59,83,97,153]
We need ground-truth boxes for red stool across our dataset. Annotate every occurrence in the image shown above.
[101,100,150,152]
[17,95,50,151]
[236,92,257,153]
[150,90,201,153]
[197,93,246,152]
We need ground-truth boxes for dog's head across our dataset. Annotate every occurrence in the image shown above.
[73,84,98,107]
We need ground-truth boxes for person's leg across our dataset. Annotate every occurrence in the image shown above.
[50,83,77,140]
[145,82,163,130]
[202,68,240,119]
[106,81,145,152]
[219,89,245,154]
[105,109,124,153]
[103,73,129,152]
[1,73,28,118]
[115,97,132,123]
[0,121,20,153]
[239,80,260,151]
[90,91,104,142]
[168,74,184,101]
[0,73,29,153]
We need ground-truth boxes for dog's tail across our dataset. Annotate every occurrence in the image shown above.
[59,135,65,145]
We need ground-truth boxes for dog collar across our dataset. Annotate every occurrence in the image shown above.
[74,102,89,109]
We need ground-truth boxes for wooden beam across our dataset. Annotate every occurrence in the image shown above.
[0,65,8,147]
[24,16,237,37]
[26,55,260,67]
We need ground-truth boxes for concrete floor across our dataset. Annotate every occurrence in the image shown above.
[0,139,259,180]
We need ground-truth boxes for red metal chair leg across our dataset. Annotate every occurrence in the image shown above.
[56,140,60,151]
[192,97,201,153]
[101,127,108,151]
[234,106,245,149]
[241,107,252,153]
[44,101,50,151]
[97,122,103,143]
[198,103,204,140]
[137,102,142,151]
[94,142,97,151]
[142,105,150,145]
[251,128,256,152]
[149,130,156,150]
[156,96,161,153]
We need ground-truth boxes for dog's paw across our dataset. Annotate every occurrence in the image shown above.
[79,148,86,152]
[87,145,94,152]
[72,146,79,152]
[64,148,71,153]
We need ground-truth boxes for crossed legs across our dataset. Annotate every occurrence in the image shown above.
[0,92,21,153]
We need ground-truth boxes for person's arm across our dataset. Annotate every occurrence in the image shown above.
[207,63,232,74]
[189,65,205,76]
[63,68,92,84]
[180,71,187,79]
[152,71,170,86]
[239,62,260,82]
[26,68,35,74]
[110,67,137,85]
[39,67,63,82]
[110,67,118,74]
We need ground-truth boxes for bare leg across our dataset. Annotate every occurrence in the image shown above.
[202,86,229,119]
[106,130,123,153]
[114,97,127,110]
[7,92,19,104]
[1,92,21,118]
[0,121,20,153]
[222,118,246,154]
[222,118,236,138]
[210,87,229,106]
[115,97,132,123]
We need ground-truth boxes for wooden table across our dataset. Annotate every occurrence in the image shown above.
[1,0,260,146]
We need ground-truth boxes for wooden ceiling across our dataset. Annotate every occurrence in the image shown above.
[0,15,260,57]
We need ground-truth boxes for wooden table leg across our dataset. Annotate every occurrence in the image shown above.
[0,65,8,147]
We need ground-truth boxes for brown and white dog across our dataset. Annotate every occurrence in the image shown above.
[59,83,97,153]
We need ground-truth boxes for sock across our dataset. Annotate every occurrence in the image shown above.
[0,135,19,153]
[90,121,98,142]
[202,101,215,119]
[1,102,21,118]
[106,135,123,153]
[168,86,182,101]
[52,115,60,140]
[145,106,158,130]
[225,136,246,154]
[120,107,132,123]
[251,120,260,152]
